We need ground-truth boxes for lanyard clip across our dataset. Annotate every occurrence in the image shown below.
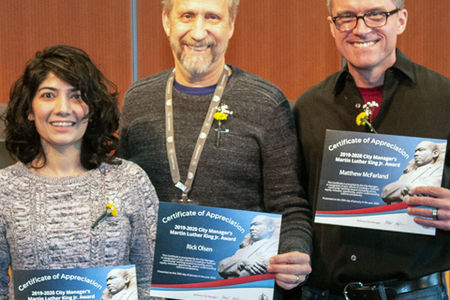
[175,182,187,192]
[181,192,188,201]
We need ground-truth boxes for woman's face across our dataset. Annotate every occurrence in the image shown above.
[28,72,89,153]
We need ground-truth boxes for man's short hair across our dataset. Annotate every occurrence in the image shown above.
[161,0,240,21]
[117,269,130,282]
[428,142,440,156]
[326,0,405,15]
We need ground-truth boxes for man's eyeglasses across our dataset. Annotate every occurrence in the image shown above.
[331,9,400,32]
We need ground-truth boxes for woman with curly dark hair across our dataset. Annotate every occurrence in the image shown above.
[0,45,158,299]
[5,44,119,169]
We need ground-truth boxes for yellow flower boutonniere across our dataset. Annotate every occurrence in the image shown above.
[356,111,368,126]
[213,112,228,121]
[356,102,378,133]
[91,203,118,229]
[214,104,233,147]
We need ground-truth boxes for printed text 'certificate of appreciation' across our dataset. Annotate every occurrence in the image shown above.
[13,265,137,300]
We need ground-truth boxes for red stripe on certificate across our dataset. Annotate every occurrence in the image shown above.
[316,202,408,215]
[152,273,275,288]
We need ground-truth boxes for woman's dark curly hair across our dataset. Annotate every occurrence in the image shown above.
[4,45,120,170]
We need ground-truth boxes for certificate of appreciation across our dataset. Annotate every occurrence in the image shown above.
[13,265,137,300]
[315,130,446,236]
[150,202,282,300]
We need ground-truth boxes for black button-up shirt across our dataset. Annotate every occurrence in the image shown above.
[294,49,450,294]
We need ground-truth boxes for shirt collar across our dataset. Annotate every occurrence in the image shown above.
[333,49,416,95]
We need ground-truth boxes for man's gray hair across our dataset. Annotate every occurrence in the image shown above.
[326,0,405,15]
[162,0,240,21]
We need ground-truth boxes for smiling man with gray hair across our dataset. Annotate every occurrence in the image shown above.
[119,0,313,296]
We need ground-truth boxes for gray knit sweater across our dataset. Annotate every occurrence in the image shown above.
[119,65,312,255]
[0,159,158,299]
